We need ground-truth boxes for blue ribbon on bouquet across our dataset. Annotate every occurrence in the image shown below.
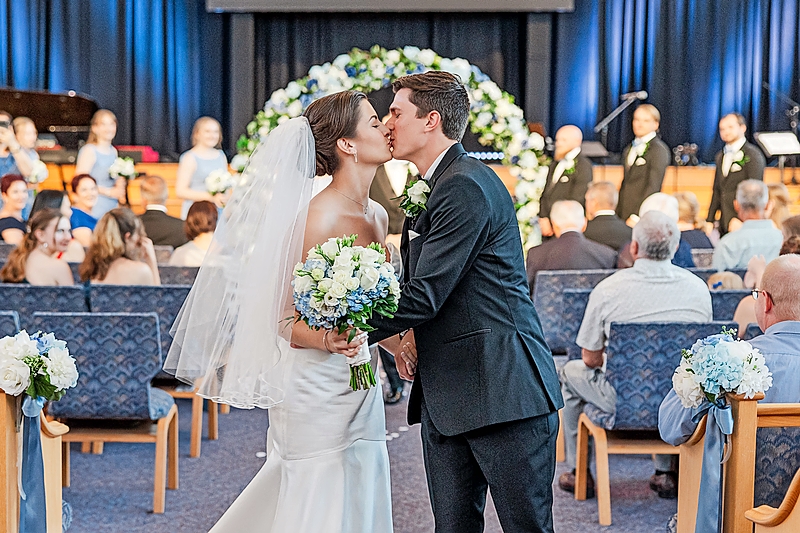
[691,399,735,533]
[19,395,47,533]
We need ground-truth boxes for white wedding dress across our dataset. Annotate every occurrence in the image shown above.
[210,340,393,533]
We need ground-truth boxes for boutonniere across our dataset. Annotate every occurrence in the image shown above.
[634,140,650,166]
[562,158,576,175]
[396,179,430,217]
[730,150,750,173]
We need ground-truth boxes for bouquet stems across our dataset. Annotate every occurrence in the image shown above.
[349,362,377,391]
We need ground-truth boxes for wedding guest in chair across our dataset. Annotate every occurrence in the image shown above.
[168,200,217,267]
[0,209,74,286]
[584,181,632,251]
[0,174,29,245]
[30,189,85,262]
[139,175,189,249]
[69,174,100,248]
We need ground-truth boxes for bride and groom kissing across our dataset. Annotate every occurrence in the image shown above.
[166,70,564,533]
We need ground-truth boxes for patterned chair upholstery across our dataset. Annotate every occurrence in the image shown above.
[68,263,81,284]
[744,323,763,340]
[691,249,714,268]
[532,270,614,354]
[158,266,199,285]
[34,311,180,513]
[0,310,20,337]
[710,290,749,321]
[0,285,89,331]
[562,289,591,360]
[755,427,800,508]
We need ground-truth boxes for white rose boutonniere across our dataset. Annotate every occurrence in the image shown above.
[633,140,651,166]
[562,158,576,176]
[730,150,750,173]
[397,179,430,217]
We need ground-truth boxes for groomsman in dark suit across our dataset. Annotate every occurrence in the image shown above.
[138,175,189,249]
[526,200,617,296]
[616,104,671,222]
[706,113,766,235]
[583,181,632,250]
[537,125,593,238]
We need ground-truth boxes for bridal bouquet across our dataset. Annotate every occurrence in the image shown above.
[109,157,136,180]
[0,330,78,401]
[205,168,236,195]
[292,234,401,390]
[671,327,772,409]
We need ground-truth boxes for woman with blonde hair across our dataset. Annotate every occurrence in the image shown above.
[79,207,160,285]
[175,116,229,218]
[766,183,791,230]
[75,109,126,218]
[0,208,74,285]
[674,191,713,248]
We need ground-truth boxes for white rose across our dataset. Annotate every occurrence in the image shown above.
[320,305,338,317]
[730,163,742,172]
[379,263,395,278]
[402,46,421,61]
[277,115,290,125]
[333,54,351,69]
[0,357,30,396]
[389,278,401,298]
[672,364,705,409]
[317,279,333,293]
[332,271,351,286]
[44,348,78,390]
[306,248,323,260]
[329,282,347,299]
[734,150,744,161]
[491,122,505,134]
[359,247,383,266]
[285,81,302,99]
[308,65,327,80]
[269,89,289,106]
[475,111,492,128]
[369,58,386,78]
[287,100,303,118]
[294,275,314,294]
[518,151,537,169]
[309,297,324,311]
[528,132,545,151]
[359,266,380,291]
[320,238,340,258]
[408,181,430,204]
[230,154,249,173]
[450,58,472,82]
[344,277,360,291]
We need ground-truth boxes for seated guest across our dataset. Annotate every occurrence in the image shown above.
[0,174,29,244]
[169,200,217,267]
[707,113,766,235]
[537,125,593,238]
[30,189,85,262]
[584,181,632,250]
[559,211,712,499]
[706,271,744,290]
[616,104,671,222]
[617,193,695,268]
[712,180,782,271]
[660,254,800,460]
[0,111,34,179]
[139,175,189,249]
[79,208,160,285]
[69,174,99,248]
[767,183,791,231]
[675,192,713,249]
[0,209,74,285]
[782,214,800,240]
[526,200,616,295]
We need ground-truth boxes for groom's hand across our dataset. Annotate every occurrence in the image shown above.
[395,330,417,381]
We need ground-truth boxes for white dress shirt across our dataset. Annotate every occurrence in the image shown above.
[552,147,582,184]
[423,144,455,181]
[626,131,657,167]
[721,136,746,177]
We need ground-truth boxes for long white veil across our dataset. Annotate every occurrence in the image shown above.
[163,117,316,409]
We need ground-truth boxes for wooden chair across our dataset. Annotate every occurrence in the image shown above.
[34,312,179,513]
[677,397,800,533]
[746,468,800,532]
[575,321,736,526]
[89,284,220,457]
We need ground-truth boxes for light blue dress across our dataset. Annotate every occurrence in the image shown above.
[179,149,228,219]
[78,144,119,218]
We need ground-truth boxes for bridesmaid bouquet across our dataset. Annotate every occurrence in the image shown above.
[292,234,401,391]
[109,157,136,180]
[0,330,78,401]
[27,160,49,185]
[671,327,772,409]
[205,169,236,195]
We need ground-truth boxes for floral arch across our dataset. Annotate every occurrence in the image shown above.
[235,45,549,249]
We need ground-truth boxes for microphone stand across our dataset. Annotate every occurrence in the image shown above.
[762,82,800,184]
[593,96,640,160]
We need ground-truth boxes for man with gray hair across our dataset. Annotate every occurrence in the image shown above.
[558,210,712,499]
[712,179,783,271]
[584,181,632,250]
[526,200,617,296]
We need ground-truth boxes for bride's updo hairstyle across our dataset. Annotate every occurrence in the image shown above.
[303,90,367,176]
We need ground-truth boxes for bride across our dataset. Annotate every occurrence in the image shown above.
[164,91,395,532]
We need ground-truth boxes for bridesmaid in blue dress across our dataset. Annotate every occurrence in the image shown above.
[175,117,229,219]
[75,109,125,219]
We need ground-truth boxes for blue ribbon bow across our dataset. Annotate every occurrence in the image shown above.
[19,395,47,533]
[691,399,735,533]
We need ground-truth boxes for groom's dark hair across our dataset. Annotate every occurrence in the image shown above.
[392,71,469,142]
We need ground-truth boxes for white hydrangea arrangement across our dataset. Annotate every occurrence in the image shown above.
[205,168,236,196]
[0,330,78,401]
[234,45,548,250]
[672,327,772,409]
[108,157,136,180]
[292,234,401,390]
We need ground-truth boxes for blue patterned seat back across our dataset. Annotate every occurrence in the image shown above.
[533,270,614,354]
[0,285,89,330]
[33,312,162,420]
[710,290,749,321]
[604,321,736,430]
[0,310,20,337]
[68,263,81,284]
[158,266,199,285]
[743,323,763,340]
[90,285,191,379]
[691,249,713,268]
[153,245,174,264]
[0,243,15,261]
[562,289,592,360]
[755,427,800,508]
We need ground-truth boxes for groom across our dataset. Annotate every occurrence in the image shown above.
[368,71,563,533]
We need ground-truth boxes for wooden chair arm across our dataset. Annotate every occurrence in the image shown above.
[41,417,69,438]
[684,415,707,446]
[745,469,800,526]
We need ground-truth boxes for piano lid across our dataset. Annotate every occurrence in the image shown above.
[0,88,98,133]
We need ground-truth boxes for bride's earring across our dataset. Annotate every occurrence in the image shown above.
[42,242,48,249]
[353,148,358,163]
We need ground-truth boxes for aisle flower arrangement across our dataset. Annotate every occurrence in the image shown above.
[235,45,549,250]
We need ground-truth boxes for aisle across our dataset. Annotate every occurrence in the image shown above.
[62,395,676,532]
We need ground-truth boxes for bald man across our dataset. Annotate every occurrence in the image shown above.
[538,125,594,237]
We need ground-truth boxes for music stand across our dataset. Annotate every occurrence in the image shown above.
[581,141,610,159]
[754,131,800,184]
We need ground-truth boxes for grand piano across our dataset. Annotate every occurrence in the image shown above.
[0,87,98,163]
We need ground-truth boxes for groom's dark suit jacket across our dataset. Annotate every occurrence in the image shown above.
[369,144,564,436]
